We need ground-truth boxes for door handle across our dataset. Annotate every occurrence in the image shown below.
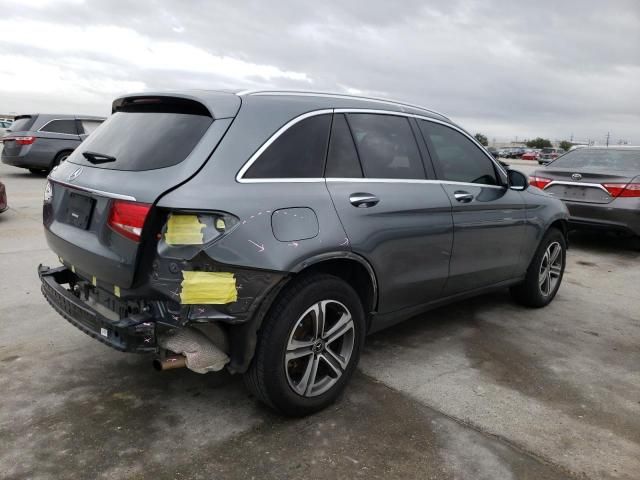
[454,191,474,203]
[349,193,379,208]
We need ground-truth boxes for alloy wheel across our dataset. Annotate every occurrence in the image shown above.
[285,300,355,397]
[539,241,563,296]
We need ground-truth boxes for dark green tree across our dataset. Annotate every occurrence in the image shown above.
[474,133,488,146]
[526,137,553,149]
[559,140,572,151]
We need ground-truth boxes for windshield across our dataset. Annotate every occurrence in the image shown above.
[67,111,213,171]
[550,149,640,171]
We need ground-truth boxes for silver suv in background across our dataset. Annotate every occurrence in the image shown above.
[1,114,105,174]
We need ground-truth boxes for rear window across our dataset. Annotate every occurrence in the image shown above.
[550,149,640,171]
[40,119,79,135]
[68,111,213,171]
[8,116,36,132]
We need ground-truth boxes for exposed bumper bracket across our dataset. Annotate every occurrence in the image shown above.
[38,265,156,353]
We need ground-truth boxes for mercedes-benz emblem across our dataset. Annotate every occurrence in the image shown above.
[68,167,83,182]
[571,173,582,181]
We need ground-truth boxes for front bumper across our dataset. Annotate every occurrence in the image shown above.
[38,265,157,353]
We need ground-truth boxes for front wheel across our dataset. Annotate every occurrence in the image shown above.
[244,274,365,416]
[511,228,566,307]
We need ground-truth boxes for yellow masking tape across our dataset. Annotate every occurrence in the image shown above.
[179,271,237,304]
[164,214,205,245]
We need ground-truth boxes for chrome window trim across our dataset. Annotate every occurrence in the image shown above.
[237,90,450,120]
[236,108,507,184]
[52,179,137,201]
[333,108,508,179]
[326,177,505,189]
[543,181,610,193]
[38,118,80,137]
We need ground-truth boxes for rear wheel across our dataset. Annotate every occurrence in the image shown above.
[244,274,365,416]
[28,168,47,175]
[50,150,72,171]
[511,228,566,307]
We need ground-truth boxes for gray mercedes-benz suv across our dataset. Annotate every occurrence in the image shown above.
[39,90,569,415]
[2,113,105,174]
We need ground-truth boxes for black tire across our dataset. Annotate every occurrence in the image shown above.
[50,150,71,171]
[244,273,366,416]
[28,168,47,175]
[511,228,566,307]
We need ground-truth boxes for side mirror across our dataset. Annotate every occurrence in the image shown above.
[508,169,528,191]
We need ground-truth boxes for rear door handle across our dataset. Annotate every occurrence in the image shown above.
[454,191,474,203]
[349,193,379,208]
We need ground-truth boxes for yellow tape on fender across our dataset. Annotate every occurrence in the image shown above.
[180,271,237,304]
[165,214,205,245]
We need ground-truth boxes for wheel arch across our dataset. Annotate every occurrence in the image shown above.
[289,251,378,316]
[228,252,378,374]
[50,148,74,169]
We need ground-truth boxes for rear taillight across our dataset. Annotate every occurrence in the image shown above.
[529,176,552,189]
[108,200,151,242]
[12,136,36,145]
[603,183,640,198]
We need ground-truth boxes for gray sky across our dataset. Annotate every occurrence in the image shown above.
[0,0,638,144]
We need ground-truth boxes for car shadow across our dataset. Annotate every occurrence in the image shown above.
[568,230,639,256]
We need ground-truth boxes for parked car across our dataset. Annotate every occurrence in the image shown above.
[530,146,640,242]
[38,90,569,416]
[503,147,526,159]
[521,149,540,161]
[1,114,105,174]
[0,120,12,138]
[487,146,500,159]
[538,147,565,164]
[0,180,7,213]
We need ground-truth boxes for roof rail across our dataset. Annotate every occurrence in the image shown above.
[236,89,450,120]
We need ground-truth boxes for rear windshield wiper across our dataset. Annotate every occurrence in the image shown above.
[82,151,116,164]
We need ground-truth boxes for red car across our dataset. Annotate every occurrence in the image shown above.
[0,180,7,213]
[521,150,540,161]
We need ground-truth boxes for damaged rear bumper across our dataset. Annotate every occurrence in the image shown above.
[38,265,156,353]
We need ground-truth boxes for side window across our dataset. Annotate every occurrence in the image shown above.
[40,119,78,135]
[346,114,425,179]
[80,120,103,135]
[325,114,363,178]
[244,114,331,179]
[419,121,498,185]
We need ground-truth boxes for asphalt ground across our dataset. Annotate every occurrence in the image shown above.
[0,159,638,479]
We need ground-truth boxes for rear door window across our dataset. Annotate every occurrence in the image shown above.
[419,121,498,186]
[8,115,36,132]
[345,113,425,179]
[325,114,363,178]
[244,114,331,179]
[68,111,213,171]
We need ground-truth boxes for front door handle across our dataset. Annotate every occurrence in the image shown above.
[349,193,379,208]
[454,191,474,203]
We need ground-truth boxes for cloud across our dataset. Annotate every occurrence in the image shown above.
[0,0,637,144]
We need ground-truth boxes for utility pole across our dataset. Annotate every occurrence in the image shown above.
[606,132,610,147]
